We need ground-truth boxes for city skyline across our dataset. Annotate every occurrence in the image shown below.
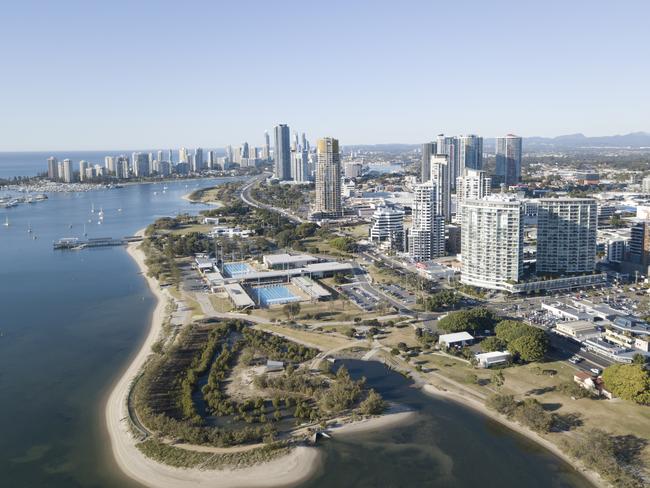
[1,1,649,150]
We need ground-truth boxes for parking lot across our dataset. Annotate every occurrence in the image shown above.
[377,283,416,305]
[339,284,379,311]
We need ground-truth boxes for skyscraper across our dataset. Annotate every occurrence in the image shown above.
[291,148,309,182]
[495,134,523,186]
[370,206,405,251]
[457,135,483,174]
[314,137,342,218]
[192,148,203,172]
[179,147,189,163]
[420,142,436,183]
[461,195,523,290]
[436,134,459,189]
[62,159,73,183]
[536,198,597,275]
[456,169,491,222]
[409,182,445,261]
[105,156,115,174]
[133,152,149,177]
[47,156,58,180]
[430,154,451,222]
[263,131,271,161]
[274,124,291,180]
[79,160,89,181]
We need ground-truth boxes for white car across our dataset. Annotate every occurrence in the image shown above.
[590,368,602,375]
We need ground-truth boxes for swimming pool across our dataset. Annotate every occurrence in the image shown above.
[222,262,254,278]
[251,285,301,307]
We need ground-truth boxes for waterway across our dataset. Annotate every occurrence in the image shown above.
[0,178,592,487]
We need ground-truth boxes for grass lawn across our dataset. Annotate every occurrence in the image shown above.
[168,223,214,236]
[208,294,233,313]
[253,324,352,351]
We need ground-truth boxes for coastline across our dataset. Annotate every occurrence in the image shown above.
[420,384,608,488]
[105,230,324,488]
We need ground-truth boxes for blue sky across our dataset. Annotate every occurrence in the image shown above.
[0,0,648,150]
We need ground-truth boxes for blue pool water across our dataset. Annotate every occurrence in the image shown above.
[251,285,301,306]
[222,262,253,277]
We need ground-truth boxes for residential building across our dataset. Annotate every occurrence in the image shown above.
[456,168,491,222]
[274,124,291,180]
[47,157,58,180]
[495,134,522,186]
[436,134,458,188]
[313,137,342,218]
[62,159,73,183]
[430,154,451,221]
[192,148,204,172]
[461,195,523,291]
[291,149,309,182]
[457,134,483,174]
[79,160,89,181]
[536,198,597,275]
[409,182,445,261]
[133,152,150,177]
[420,142,436,183]
[369,206,405,251]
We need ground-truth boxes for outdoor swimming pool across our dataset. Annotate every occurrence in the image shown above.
[251,285,301,307]
[222,262,254,277]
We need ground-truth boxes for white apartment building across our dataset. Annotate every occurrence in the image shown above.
[369,206,405,251]
[536,198,597,275]
[430,154,451,222]
[461,195,523,291]
[409,182,445,261]
[456,168,491,222]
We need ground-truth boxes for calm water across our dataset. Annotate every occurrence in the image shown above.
[0,179,591,487]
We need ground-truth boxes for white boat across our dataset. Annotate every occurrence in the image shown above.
[27,223,32,233]
[91,203,95,213]
[3,217,9,227]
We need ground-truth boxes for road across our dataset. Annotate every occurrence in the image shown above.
[240,173,307,224]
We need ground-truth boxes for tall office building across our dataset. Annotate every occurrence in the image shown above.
[301,133,309,152]
[207,150,216,169]
[430,154,451,221]
[179,147,189,163]
[370,206,405,251]
[47,156,59,180]
[420,142,436,183]
[457,135,483,174]
[291,149,309,182]
[409,182,445,261]
[79,160,89,181]
[461,195,524,290]
[156,150,164,163]
[62,159,74,183]
[314,137,342,218]
[274,124,291,180]
[225,145,234,165]
[167,149,173,163]
[536,198,597,274]
[456,169,491,222]
[495,134,523,186]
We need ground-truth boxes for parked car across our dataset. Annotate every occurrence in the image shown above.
[590,368,602,375]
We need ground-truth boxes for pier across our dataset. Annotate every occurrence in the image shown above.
[53,236,142,250]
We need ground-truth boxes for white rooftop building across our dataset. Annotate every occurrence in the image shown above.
[438,331,474,348]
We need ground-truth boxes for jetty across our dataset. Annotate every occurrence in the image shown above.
[53,236,142,250]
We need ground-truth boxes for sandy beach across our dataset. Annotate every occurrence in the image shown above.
[421,384,608,488]
[105,234,323,488]
[182,191,223,207]
[327,410,418,436]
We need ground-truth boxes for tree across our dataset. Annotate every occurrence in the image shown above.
[481,336,507,352]
[359,389,385,415]
[283,302,301,320]
[602,364,650,405]
[492,370,505,389]
[495,320,531,343]
[631,353,648,365]
[437,308,498,333]
[509,331,548,362]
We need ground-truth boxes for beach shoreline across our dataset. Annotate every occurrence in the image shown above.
[105,231,325,488]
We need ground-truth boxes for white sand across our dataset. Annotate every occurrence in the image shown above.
[105,236,322,488]
[327,410,418,436]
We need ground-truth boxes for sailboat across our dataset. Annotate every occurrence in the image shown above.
[91,202,95,213]
[83,223,87,236]
[3,216,9,227]
[27,222,32,233]
[98,207,104,220]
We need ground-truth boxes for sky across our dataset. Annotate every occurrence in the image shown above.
[0,0,648,150]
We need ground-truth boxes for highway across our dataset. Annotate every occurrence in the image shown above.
[240,172,307,224]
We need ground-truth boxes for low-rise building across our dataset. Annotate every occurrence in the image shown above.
[439,331,474,348]
[263,253,319,270]
[475,351,511,368]
[554,320,602,341]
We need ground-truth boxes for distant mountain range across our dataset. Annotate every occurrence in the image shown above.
[522,132,650,150]
[343,132,650,153]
